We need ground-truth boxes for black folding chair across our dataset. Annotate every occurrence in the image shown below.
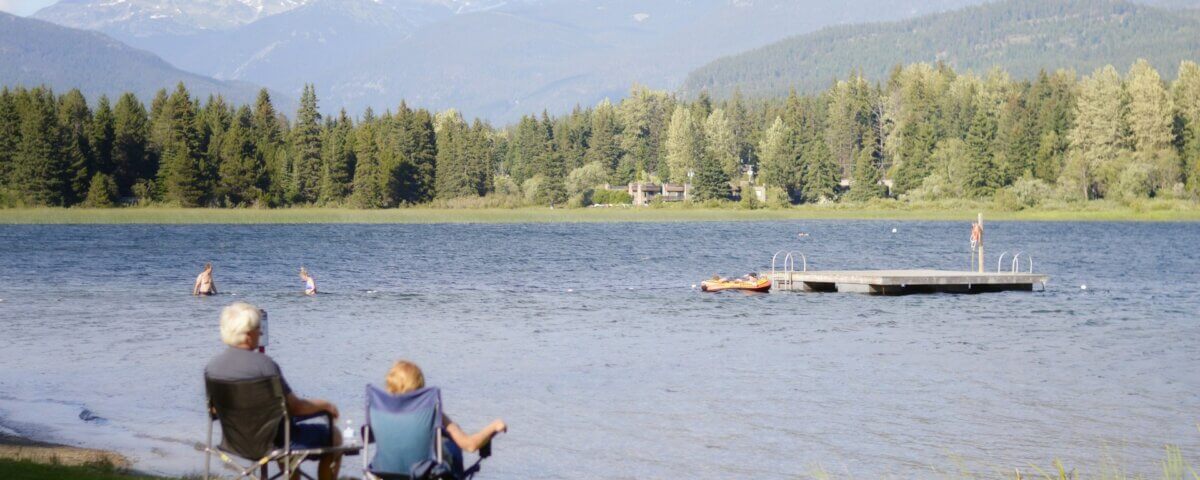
[203,376,358,480]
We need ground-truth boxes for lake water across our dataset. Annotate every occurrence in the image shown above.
[0,221,1197,478]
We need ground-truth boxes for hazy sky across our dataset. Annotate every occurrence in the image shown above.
[0,0,56,16]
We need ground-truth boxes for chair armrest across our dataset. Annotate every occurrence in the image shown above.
[291,412,334,446]
[292,412,333,424]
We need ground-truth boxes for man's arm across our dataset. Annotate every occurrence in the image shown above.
[285,393,338,418]
[193,276,201,295]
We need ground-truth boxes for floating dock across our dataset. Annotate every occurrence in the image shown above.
[766,270,1048,295]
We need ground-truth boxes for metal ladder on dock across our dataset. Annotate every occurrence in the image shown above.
[995,251,1034,273]
[771,251,807,291]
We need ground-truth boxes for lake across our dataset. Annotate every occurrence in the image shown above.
[0,221,1197,478]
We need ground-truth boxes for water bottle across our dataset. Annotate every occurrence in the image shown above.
[343,419,356,446]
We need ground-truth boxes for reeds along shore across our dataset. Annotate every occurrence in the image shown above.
[1,200,1199,224]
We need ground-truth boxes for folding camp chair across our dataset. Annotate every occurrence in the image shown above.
[361,385,491,480]
[203,376,359,480]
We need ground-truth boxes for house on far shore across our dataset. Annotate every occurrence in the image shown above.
[625,182,685,205]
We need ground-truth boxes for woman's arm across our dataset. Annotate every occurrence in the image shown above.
[443,414,506,453]
[192,276,200,295]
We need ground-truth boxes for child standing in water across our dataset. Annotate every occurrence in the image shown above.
[300,267,317,295]
[193,263,217,296]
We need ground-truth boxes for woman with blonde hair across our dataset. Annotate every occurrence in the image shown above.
[385,360,507,457]
[299,267,317,296]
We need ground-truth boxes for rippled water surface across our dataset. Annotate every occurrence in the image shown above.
[0,221,1198,478]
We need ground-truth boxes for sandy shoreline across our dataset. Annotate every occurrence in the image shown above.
[0,429,131,469]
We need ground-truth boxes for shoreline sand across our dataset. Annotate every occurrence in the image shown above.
[0,430,131,469]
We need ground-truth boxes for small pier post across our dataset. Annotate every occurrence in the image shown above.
[977,213,984,273]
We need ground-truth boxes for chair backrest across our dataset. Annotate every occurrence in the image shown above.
[366,384,443,476]
[205,376,287,460]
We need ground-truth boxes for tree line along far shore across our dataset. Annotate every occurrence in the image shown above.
[1,59,1199,210]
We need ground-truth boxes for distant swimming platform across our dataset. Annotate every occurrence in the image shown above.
[767,246,1048,295]
[765,269,1049,295]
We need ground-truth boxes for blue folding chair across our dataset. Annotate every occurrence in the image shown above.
[361,385,490,480]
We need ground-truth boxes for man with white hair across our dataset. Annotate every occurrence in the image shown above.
[205,301,343,480]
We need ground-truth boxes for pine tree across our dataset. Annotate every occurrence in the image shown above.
[555,106,589,173]
[585,99,623,182]
[59,89,93,205]
[727,88,756,169]
[506,115,546,184]
[89,95,115,178]
[847,127,886,201]
[217,106,263,205]
[535,113,566,205]
[995,85,1038,185]
[198,95,231,204]
[318,109,354,204]
[692,143,729,201]
[83,172,118,207]
[692,90,713,123]
[382,104,437,204]
[1029,70,1076,182]
[434,110,473,200]
[111,93,149,197]
[12,88,68,205]
[146,88,169,181]
[0,88,19,187]
[289,84,322,203]
[350,119,384,208]
[406,108,438,202]
[537,148,567,205]
[963,105,1000,198]
[252,89,287,205]
[158,83,205,206]
[802,139,839,202]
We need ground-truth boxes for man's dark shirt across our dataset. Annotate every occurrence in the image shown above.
[204,346,293,396]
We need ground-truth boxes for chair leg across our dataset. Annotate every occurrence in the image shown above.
[205,421,212,480]
[260,463,268,480]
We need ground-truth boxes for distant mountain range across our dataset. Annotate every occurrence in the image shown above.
[15,0,1200,121]
[0,12,273,107]
[31,0,992,121]
[681,0,1200,99]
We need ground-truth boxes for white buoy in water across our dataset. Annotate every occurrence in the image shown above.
[1080,284,1088,290]
[691,284,697,289]
[891,228,898,233]
[567,288,574,293]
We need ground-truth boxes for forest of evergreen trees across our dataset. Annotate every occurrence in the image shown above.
[1,59,1199,209]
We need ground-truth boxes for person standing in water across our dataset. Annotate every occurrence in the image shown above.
[193,263,217,296]
[300,267,317,295]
